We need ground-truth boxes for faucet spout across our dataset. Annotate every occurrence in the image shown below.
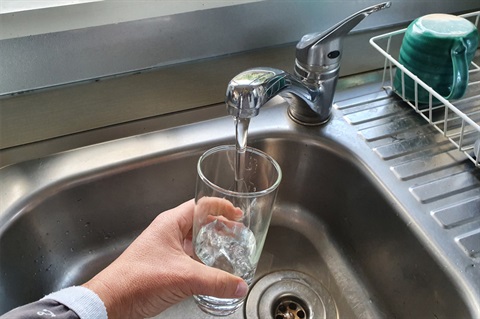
[225,2,391,125]
[226,67,325,121]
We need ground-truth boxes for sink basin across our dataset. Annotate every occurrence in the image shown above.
[0,89,478,318]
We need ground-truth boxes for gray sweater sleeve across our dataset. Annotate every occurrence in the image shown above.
[0,286,108,319]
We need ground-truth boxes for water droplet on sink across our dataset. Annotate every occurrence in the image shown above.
[84,222,90,227]
[70,248,74,252]
[65,231,70,235]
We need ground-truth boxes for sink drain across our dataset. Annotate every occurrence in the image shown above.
[274,296,308,319]
[245,271,338,319]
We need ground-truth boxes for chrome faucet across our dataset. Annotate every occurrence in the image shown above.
[226,2,391,125]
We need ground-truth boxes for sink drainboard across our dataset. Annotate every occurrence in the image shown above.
[245,271,338,319]
[336,89,480,260]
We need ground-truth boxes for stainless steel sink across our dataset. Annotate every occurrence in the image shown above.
[1,73,479,318]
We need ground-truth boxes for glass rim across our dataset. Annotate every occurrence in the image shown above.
[197,145,282,198]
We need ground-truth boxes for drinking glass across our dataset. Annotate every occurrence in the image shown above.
[193,145,282,316]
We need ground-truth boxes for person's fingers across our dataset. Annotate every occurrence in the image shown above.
[161,198,243,239]
[196,197,243,221]
[187,262,249,299]
[204,214,245,230]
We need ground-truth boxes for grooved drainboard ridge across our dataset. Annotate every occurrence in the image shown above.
[336,91,480,259]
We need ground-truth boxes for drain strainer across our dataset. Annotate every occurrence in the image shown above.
[245,271,338,319]
[274,296,308,319]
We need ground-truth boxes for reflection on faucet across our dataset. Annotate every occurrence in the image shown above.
[226,2,391,125]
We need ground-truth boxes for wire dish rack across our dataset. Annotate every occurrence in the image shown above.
[370,11,480,168]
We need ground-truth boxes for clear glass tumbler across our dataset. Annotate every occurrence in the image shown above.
[193,145,282,316]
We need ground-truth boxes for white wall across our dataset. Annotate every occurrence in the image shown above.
[0,0,478,95]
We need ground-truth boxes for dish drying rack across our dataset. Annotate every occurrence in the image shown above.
[370,11,480,168]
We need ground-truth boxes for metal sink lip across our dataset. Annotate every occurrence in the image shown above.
[0,89,479,316]
[0,99,291,230]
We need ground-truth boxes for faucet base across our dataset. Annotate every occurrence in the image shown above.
[284,93,331,126]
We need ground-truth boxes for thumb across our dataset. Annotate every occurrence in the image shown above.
[190,263,249,299]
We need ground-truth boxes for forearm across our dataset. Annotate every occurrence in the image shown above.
[0,286,107,319]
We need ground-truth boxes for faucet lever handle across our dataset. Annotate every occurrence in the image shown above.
[295,2,391,70]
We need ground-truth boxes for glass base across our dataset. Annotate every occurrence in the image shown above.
[194,294,245,316]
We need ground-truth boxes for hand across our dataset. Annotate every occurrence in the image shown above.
[195,196,244,225]
[82,199,248,319]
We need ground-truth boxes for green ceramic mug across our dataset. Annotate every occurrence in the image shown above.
[394,13,478,104]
